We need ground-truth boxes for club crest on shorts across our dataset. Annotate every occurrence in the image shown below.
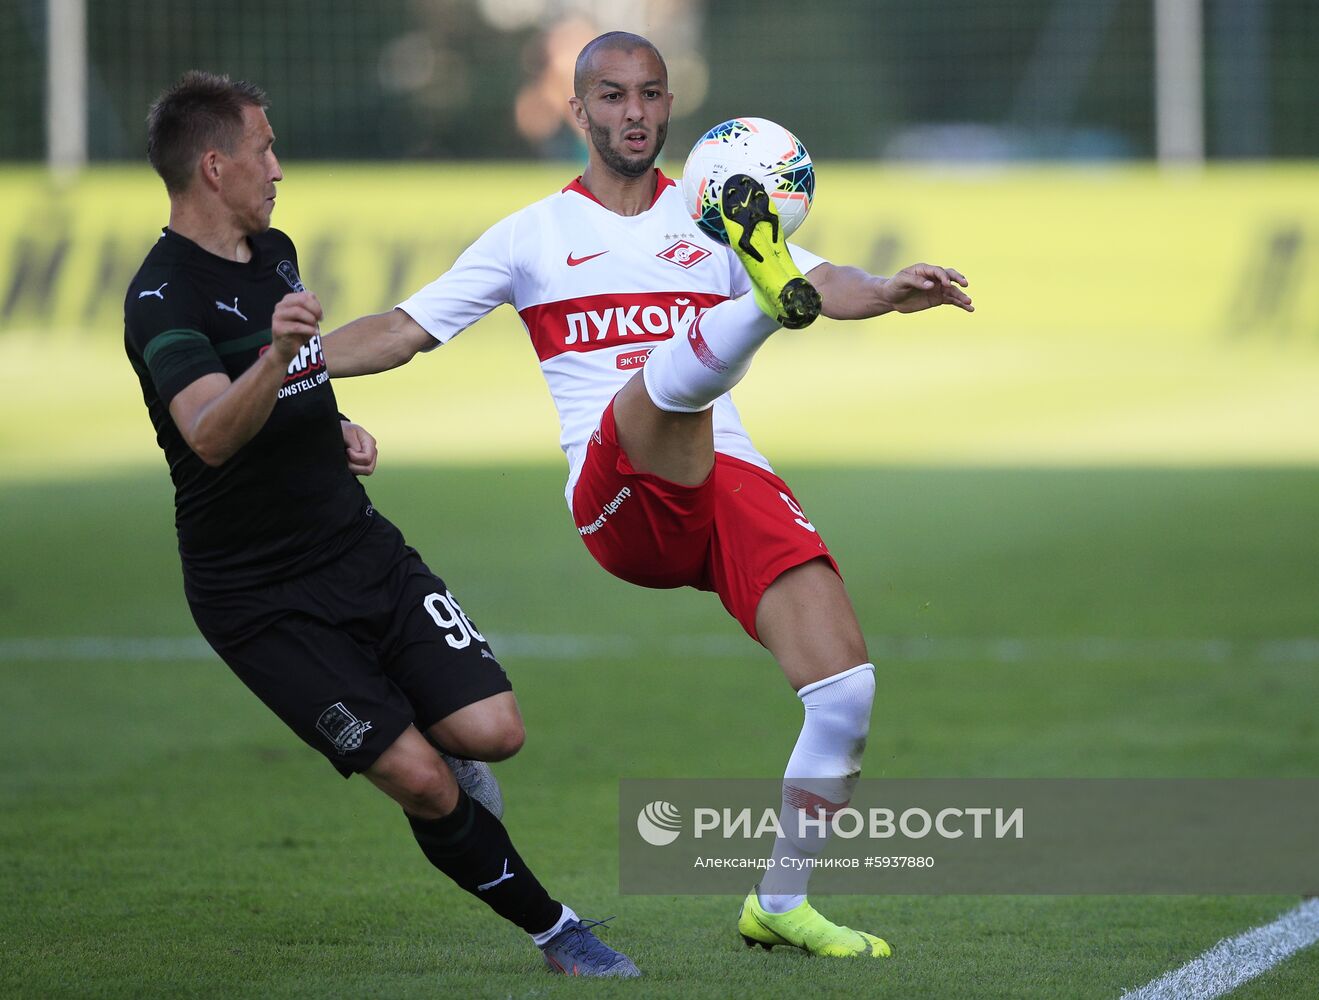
[316,702,372,755]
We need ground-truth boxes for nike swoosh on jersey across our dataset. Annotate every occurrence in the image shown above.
[566,251,609,267]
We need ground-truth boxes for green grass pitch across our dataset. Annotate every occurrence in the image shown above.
[3,464,1318,998]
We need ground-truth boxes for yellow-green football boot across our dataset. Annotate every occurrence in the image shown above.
[738,887,892,958]
[720,173,822,330]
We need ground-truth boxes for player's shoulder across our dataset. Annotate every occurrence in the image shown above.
[510,186,579,225]
[131,227,182,273]
[253,226,297,258]
[124,231,200,320]
[464,190,564,258]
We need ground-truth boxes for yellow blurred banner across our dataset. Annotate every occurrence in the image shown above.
[1,163,1316,341]
[0,163,1316,476]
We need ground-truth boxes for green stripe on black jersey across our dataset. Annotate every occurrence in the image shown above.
[142,328,271,362]
[142,328,221,393]
[214,329,272,356]
[142,328,209,366]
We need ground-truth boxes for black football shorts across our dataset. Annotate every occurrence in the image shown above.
[187,512,512,777]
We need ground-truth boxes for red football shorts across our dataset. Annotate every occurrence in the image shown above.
[572,398,839,641]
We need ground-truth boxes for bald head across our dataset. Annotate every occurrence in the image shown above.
[573,31,667,98]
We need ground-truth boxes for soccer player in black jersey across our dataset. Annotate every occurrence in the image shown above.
[124,71,638,979]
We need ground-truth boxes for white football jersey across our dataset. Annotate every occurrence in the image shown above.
[398,170,827,504]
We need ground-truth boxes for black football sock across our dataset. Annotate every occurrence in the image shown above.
[407,788,562,936]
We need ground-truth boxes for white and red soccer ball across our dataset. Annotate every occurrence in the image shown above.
[681,116,815,246]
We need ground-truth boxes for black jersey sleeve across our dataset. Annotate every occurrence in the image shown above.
[125,274,226,405]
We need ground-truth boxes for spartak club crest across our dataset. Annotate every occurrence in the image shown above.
[657,240,711,270]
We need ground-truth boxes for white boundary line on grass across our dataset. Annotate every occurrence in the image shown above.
[1,634,1319,664]
[1119,898,1319,1000]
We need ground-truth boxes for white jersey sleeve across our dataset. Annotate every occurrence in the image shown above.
[396,212,519,345]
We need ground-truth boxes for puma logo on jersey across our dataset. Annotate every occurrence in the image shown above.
[215,297,248,321]
[477,859,515,891]
[137,282,168,300]
[566,250,609,267]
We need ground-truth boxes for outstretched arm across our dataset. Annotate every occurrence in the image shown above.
[807,261,973,321]
[311,212,519,377]
[274,292,434,378]
[323,307,434,376]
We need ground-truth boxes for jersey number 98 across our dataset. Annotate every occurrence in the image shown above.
[423,590,486,649]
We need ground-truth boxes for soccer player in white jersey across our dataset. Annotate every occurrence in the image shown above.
[280,31,972,961]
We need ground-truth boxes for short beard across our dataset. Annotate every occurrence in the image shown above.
[589,119,668,178]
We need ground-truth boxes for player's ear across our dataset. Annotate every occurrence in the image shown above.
[568,96,588,131]
[197,149,223,192]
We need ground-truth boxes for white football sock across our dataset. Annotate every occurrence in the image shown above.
[530,904,576,946]
[759,663,875,913]
[642,293,780,413]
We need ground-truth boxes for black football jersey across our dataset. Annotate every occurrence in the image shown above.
[125,227,370,595]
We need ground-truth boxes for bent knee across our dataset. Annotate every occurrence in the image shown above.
[399,764,454,813]
[426,691,527,762]
[434,714,525,762]
[373,755,456,818]
[483,717,525,761]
